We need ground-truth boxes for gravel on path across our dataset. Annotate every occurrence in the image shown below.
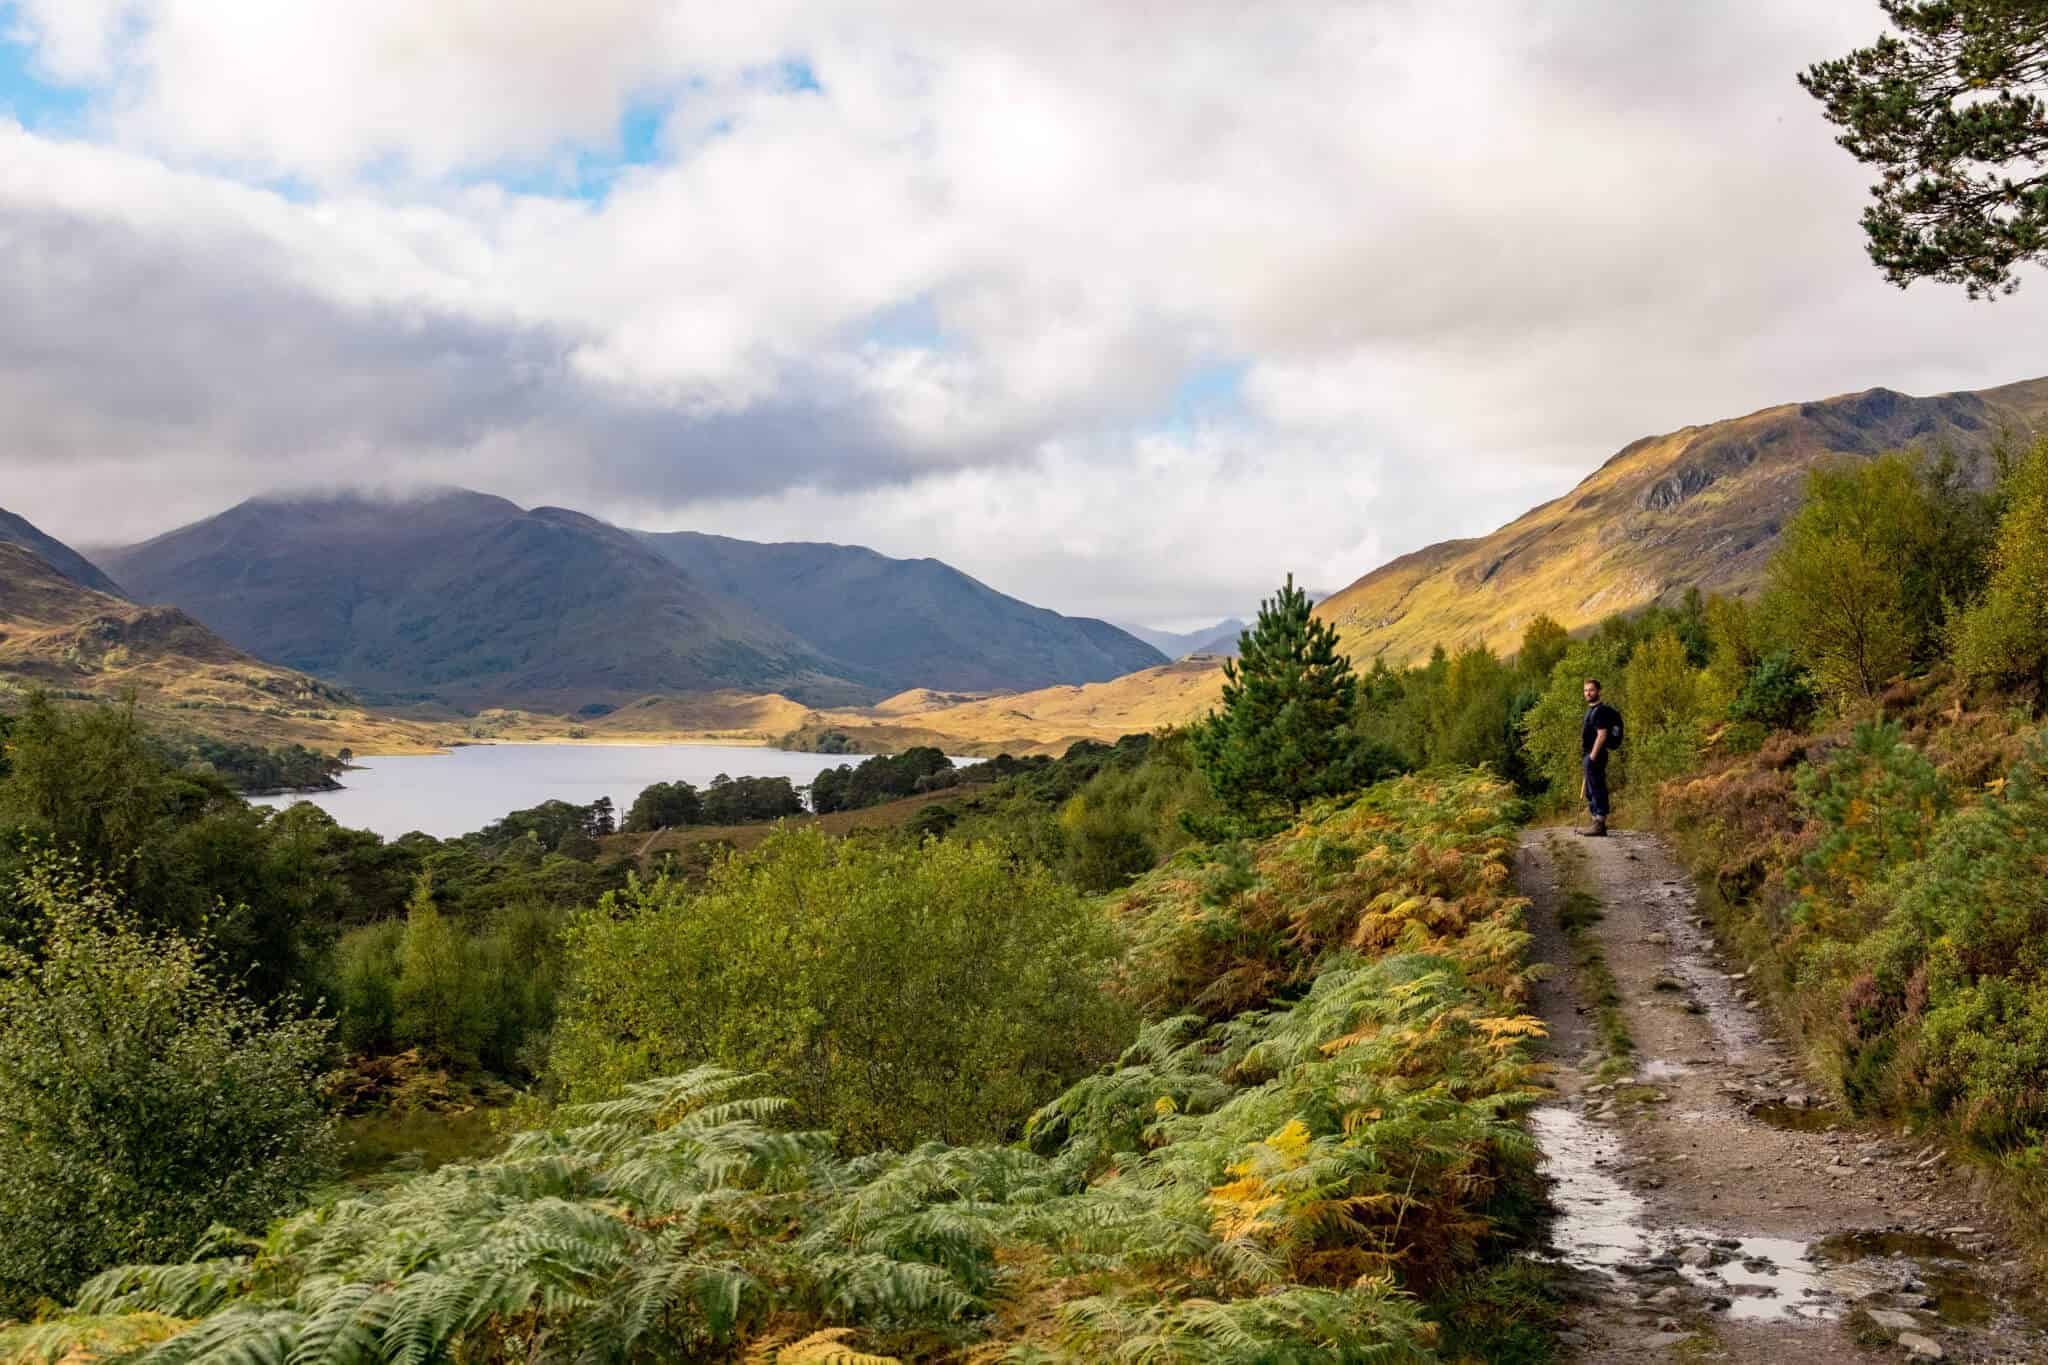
[1518,826,2045,1364]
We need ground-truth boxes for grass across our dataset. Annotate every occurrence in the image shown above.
[1549,838,1635,1079]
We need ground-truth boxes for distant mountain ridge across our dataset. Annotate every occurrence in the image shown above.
[1123,618,1246,659]
[100,490,874,708]
[0,507,126,597]
[98,490,1165,708]
[637,530,1163,693]
[1316,376,2048,664]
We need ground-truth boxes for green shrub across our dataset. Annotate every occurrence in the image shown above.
[1763,450,1997,699]
[331,881,565,1076]
[1953,437,2048,694]
[549,829,1133,1148]
[10,773,1548,1363]
[331,917,405,1053]
[1868,734,2048,1146]
[0,858,335,1314]
[1054,730,1217,892]
[393,875,491,1066]
[1622,631,1706,783]
[1729,649,1821,730]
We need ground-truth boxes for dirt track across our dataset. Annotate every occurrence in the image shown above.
[1518,826,2046,1363]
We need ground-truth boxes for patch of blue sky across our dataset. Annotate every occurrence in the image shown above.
[856,294,948,352]
[0,8,90,133]
[1164,360,1248,430]
[780,58,822,94]
[454,93,681,202]
[460,60,817,204]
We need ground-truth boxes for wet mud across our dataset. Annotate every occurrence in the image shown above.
[1518,828,2045,1363]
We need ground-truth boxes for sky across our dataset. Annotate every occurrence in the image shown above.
[1,2,2044,631]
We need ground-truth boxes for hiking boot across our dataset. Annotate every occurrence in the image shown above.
[1577,818,1607,837]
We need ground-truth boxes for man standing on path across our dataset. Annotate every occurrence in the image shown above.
[1580,678,1621,837]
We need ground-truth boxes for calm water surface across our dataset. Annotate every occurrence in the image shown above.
[252,743,860,840]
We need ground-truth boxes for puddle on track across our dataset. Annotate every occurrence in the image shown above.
[1528,1106,1982,1326]
[1815,1232,2003,1329]
[1747,1102,1845,1133]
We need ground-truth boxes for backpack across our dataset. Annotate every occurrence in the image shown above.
[1606,708,1624,751]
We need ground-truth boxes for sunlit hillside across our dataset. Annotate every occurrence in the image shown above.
[0,542,447,754]
[1318,377,2048,664]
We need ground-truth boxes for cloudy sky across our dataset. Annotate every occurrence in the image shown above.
[1,1,2043,629]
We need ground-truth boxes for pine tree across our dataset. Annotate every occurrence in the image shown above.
[1800,1,2048,298]
[1192,576,1367,823]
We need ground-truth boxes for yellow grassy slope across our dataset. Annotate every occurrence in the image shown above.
[0,542,448,753]
[1317,376,2048,665]
[778,657,1229,755]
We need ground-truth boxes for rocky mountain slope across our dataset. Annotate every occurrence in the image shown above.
[0,506,126,597]
[100,491,882,709]
[1318,377,2048,663]
[636,530,1164,693]
[0,537,443,752]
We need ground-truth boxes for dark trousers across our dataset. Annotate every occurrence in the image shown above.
[1584,756,1610,820]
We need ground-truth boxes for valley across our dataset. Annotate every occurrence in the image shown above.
[9,7,2048,1359]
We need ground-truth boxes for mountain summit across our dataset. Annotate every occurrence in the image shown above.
[100,491,872,707]
[100,491,1163,707]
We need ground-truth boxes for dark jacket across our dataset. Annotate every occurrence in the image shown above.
[1582,702,1621,761]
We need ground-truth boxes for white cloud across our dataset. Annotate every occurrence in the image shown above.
[1,0,2046,626]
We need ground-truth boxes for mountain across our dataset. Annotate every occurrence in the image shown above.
[0,539,442,751]
[1317,377,2048,664]
[100,491,881,709]
[1182,621,1246,657]
[631,531,1166,692]
[1123,618,1246,659]
[0,507,126,597]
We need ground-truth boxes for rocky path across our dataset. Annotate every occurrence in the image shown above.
[1518,827,2045,1363]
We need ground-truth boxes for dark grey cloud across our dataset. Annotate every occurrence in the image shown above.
[0,200,939,543]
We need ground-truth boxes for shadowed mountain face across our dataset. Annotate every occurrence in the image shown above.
[100,491,881,708]
[0,507,126,597]
[632,531,1166,693]
[1317,377,2048,664]
[98,491,1165,708]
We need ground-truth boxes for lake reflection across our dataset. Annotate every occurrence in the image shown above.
[251,743,862,840]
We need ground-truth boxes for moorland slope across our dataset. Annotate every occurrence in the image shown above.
[1318,376,2048,663]
[0,539,444,752]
